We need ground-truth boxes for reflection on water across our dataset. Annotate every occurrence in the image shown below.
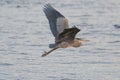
[0,0,120,80]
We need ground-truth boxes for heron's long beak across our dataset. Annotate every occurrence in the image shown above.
[78,38,90,43]
[82,39,90,42]
[41,47,59,57]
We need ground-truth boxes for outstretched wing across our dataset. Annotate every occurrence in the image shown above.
[43,4,69,39]
[56,27,80,43]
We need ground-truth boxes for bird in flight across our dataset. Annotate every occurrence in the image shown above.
[41,4,88,57]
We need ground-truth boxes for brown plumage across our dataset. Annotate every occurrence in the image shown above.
[41,4,88,57]
[56,27,80,44]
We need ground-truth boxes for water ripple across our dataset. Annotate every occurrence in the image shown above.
[0,63,13,66]
[114,24,120,29]
[108,40,120,43]
[0,1,120,80]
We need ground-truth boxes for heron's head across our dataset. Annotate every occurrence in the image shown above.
[72,38,89,47]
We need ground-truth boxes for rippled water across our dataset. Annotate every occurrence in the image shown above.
[0,0,120,80]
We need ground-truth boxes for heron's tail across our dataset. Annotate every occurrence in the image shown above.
[41,47,59,57]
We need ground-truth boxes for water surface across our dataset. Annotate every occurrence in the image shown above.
[0,0,120,80]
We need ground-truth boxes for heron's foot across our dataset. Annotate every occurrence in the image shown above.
[41,47,59,57]
[41,51,49,57]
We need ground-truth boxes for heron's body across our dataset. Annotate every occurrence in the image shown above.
[57,39,81,48]
[41,4,87,57]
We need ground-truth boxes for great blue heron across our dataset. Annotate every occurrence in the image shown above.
[41,4,88,57]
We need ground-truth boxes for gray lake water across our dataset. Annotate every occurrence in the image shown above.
[0,0,120,80]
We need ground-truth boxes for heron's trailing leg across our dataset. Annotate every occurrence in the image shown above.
[41,47,59,57]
